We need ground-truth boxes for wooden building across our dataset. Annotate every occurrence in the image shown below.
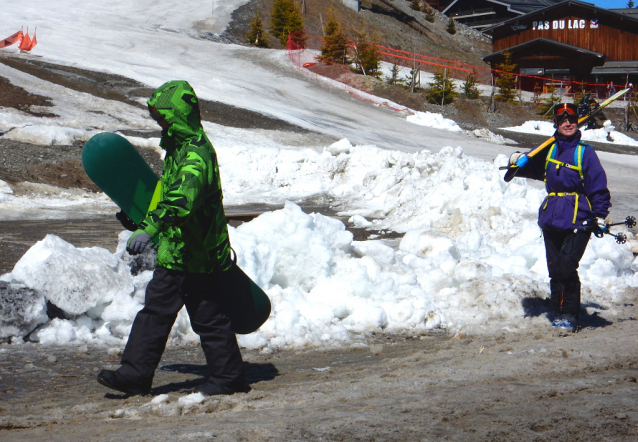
[482,1,638,94]
[439,0,564,30]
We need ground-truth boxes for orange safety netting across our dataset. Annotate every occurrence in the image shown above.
[0,29,23,48]
[18,31,31,51]
[286,31,410,112]
[25,27,38,52]
[289,29,631,96]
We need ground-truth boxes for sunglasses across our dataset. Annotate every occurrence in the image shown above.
[148,106,164,122]
[557,115,578,125]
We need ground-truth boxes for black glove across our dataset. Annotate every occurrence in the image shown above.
[126,230,152,255]
[116,210,138,232]
[592,217,607,238]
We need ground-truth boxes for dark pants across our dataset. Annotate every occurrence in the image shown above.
[543,229,591,323]
[118,267,245,388]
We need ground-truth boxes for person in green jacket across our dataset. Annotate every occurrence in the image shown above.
[97,80,246,396]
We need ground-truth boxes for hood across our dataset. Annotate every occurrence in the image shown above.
[147,80,202,148]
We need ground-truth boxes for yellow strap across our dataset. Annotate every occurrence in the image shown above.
[576,144,584,179]
[546,192,586,224]
[546,157,580,172]
[544,143,584,181]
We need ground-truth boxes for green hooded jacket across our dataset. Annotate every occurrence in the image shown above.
[141,80,230,273]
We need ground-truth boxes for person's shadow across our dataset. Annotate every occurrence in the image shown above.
[105,361,279,399]
[521,297,614,329]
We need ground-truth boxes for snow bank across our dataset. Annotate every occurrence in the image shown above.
[2,144,636,350]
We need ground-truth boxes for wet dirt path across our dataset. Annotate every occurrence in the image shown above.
[2,318,638,441]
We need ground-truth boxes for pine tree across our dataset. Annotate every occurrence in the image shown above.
[425,5,436,23]
[628,1,635,8]
[319,11,348,64]
[351,32,380,77]
[247,11,269,48]
[446,18,457,35]
[386,63,401,85]
[427,68,457,105]
[538,78,560,118]
[495,51,518,102]
[532,82,543,105]
[462,74,480,99]
[270,0,305,46]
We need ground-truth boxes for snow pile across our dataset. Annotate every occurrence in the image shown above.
[2,144,636,350]
[406,111,463,133]
[0,180,13,203]
[502,120,638,146]
[466,128,513,145]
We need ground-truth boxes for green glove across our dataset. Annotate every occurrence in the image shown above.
[126,230,152,255]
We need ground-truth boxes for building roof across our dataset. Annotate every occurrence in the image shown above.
[483,0,638,33]
[441,0,566,29]
[443,0,565,16]
[591,61,638,75]
[483,37,605,63]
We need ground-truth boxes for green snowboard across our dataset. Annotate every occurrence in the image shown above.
[82,132,271,335]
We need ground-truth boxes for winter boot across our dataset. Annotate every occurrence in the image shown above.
[97,369,152,395]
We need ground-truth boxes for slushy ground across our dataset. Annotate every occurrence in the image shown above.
[1,308,638,441]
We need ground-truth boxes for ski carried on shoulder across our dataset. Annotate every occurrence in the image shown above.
[500,88,631,182]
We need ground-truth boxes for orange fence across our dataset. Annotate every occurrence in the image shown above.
[0,27,37,52]
[286,33,412,113]
[287,29,632,97]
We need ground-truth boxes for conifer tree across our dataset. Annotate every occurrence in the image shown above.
[532,82,543,105]
[427,68,457,105]
[351,32,380,77]
[539,79,560,118]
[319,11,348,64]
[425,5,436,23]
[270,0,305,46]
[462,74,480,99]
[386,63,401,85]
[446,18,457,34]
[247,11,269,48]
[495,51,518,102]
[628,1,635,8]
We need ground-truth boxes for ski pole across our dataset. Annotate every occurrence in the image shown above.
[606,215,636,229]
[594,216,635,244]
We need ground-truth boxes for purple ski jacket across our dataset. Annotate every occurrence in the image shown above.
[516,129,611,231]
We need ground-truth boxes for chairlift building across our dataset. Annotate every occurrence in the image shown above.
[438,0,565,30]
[481,0,638,96]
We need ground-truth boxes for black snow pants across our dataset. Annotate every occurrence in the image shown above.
[543,229,591,323]
[118,267,245,388]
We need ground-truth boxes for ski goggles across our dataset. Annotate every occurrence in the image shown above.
[554,103,578,118]
[148,106,164,122]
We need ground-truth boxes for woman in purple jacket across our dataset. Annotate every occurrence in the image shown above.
[509,102,612,331]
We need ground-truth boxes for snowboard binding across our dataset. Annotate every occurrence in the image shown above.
[577,94,605,130]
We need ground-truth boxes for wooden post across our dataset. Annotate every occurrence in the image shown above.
[489,73,496,113]
[412,66,421,92]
